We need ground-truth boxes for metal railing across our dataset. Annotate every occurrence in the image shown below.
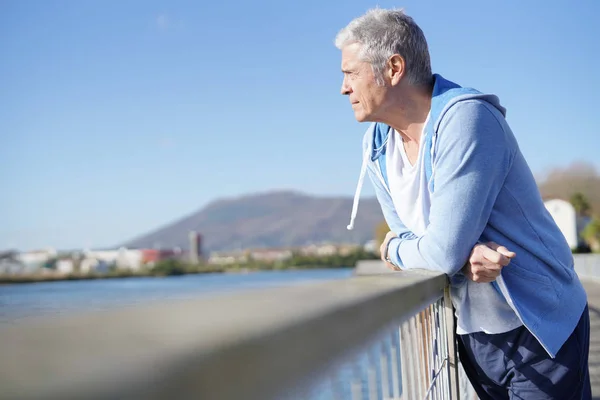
[0,266,460,400]
[294,287,460,400]
[401,291,458,400]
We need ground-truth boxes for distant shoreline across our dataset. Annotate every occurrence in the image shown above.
[0,265,354,285]
[1,250,378,285]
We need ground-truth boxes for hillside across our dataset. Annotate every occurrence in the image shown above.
[123,191,384,252]
[538,162,600,214]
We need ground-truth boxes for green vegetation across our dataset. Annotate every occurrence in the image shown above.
[278,248,378,269]
[150,248,379,275]
[582,218,600,253]
[375,220,391,252]
[567,191,600,253]
[0,270,142,284]
[571,192,592,217]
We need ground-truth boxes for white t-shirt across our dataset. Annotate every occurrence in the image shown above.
[385,123,522,335]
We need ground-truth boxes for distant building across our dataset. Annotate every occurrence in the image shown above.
[208,250,247,265]
[363,240,378,253]
[544,199,578,249]
[56,259,75,274]
[80,249,119,273]
[81,248,138,272]
[140,248,180,266]
[300,244,338,257]
[0,251,25,274]
[337,244,361,256]
[207,248,294,265]
[17,248,57,273]
[249,248,293,262]
[188,231,203,264]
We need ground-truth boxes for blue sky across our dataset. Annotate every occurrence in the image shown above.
[1,0,599,251]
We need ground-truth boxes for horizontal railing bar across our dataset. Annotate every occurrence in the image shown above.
[0,269,446,400]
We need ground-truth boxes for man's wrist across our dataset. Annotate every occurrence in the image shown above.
[385,237,401,265]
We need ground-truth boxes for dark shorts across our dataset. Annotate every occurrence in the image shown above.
[457,305,591,400]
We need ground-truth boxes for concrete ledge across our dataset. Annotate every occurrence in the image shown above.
[575,254,600,280]
[357,255,600,280]
[0,272,447,400]
[354,259,398,275]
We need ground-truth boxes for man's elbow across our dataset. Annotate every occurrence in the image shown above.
[425,245,467,276]
[397,238,468,275]
[432,262,463,277]
[442,261,466,277]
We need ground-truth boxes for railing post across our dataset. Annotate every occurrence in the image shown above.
[399,321,412,400]
[443,284,460,400]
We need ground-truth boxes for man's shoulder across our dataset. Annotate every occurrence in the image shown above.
[434,91,506,131]
[437,98,506,132]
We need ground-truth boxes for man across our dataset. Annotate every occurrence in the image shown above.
[337,8,590,399]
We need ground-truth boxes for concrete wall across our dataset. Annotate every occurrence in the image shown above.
[354,259,396,275]
[574,254,600,279]
[545,199,578,249]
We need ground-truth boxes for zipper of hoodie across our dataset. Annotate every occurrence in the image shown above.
[496,275,554,357]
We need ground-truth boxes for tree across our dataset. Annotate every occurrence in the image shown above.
[375,220,390,251]
[43,257,58,269]
[152,259,186,276]
[582,217,600,252]
[538,162,600,215]
[570,192,591,217]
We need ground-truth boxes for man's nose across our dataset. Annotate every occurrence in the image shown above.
[340,77,352,95]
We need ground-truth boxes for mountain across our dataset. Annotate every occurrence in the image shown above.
[122,191,384,253]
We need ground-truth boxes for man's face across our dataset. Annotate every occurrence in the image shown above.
[340,43,389,122]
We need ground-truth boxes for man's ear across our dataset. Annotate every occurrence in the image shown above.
[387,54,405,86]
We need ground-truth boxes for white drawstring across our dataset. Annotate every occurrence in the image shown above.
[347,148,370,230]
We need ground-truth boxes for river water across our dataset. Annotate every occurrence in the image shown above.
[0,268,353,325]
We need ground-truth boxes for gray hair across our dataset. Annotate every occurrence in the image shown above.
[335,8,432,87]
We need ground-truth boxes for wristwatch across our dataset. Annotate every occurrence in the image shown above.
[383,239,394,265]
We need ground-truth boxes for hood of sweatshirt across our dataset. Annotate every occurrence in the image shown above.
[346,74,507,230]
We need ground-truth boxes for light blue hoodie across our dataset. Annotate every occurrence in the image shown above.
[347,74,587,357]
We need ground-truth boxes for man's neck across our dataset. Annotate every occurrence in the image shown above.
[385,85,432,144]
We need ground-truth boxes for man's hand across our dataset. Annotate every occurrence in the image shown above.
[380,231,401,271]
[463,242,516,283]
